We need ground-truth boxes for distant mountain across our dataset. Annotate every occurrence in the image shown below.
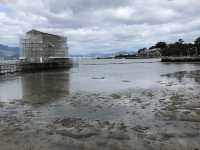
[70,52,115,58]
[69,51,138,58]
[114,51,137,56]
[0,44,137,59]
[86,52,115,58]
[0,44,20,59]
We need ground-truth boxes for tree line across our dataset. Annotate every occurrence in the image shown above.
[138,37,200,57]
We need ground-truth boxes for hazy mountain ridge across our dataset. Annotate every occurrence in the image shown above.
[0,43,134,59]
[0,44,20,58]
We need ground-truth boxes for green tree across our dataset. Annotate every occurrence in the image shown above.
[178,39,184,44]
[155,42,167,49]
[194,37,200,45]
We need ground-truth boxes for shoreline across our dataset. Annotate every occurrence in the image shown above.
[96,57,160,59]
[161,56,200,62]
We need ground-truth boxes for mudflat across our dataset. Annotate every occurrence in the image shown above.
[0,59,200,150]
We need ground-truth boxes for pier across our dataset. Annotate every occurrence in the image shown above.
[0,60,19,75]
[0,63,18,75]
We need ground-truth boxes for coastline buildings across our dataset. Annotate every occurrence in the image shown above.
[137,48,161,58]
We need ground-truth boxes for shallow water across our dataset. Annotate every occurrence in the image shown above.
[0,59,200,150]
[1,58,200,100]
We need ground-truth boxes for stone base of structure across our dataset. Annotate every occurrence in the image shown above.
[17,59,73,72]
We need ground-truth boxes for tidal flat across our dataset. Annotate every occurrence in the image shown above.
[0,59,200,150]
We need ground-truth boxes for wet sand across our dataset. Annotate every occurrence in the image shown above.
[0,59,200,150]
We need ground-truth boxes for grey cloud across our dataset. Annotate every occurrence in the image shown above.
[1,0,200,54]
[44,0,131,13]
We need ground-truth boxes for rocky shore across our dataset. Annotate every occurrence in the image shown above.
[161,56,200,62]
[0,69,200,150]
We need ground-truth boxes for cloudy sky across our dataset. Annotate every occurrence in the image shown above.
[0,0,200,54]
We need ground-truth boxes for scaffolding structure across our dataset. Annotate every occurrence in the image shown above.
[20,30,68,63]
[0,30,71,75]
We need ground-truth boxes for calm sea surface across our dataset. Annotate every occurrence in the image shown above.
[0,59,200,101]
[0,58,200,102]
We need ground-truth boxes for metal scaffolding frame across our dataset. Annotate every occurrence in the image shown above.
[20,30,68,63]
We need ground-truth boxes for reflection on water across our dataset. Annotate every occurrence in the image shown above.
[0,70,70,104]
[161,70,200,84]
[0,76,22,101]
[1,59,200,103]
[21,71,70,104]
